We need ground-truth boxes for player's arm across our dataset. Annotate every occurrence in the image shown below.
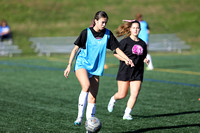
[147,24,150,34]
[64,45,79,78]
[1,27,11,36]
[109,32,134,67]
[115,48,134,67]
[114,51,125,61]
[143,43,149,65]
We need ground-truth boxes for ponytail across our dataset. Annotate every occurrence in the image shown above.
[116,20,140,38]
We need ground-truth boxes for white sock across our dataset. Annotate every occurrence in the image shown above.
[77,91,88,118]
[110,96,116,104]
[124,107,132,116]
[86,103,95,120]
[146,54,154,69]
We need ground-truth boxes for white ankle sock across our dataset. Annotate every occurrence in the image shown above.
[109,96,116,105]
[77,91,88,118]
[124,107,132,116]
[86,103,95,120]
[111,96,116,103]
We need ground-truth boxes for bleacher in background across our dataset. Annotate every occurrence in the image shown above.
[0,40,22,57]
[148,34,191,53]
[29,34,191,56]
[29,37,77,56]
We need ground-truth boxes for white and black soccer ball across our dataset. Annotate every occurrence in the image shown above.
[85,117,101,133]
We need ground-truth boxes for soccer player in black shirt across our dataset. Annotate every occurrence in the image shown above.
[107,20,149,120]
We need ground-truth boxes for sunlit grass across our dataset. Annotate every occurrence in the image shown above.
[0,0,199,55]
[0,54,200,132]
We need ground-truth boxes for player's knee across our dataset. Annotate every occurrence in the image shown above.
[88,97,96,103]
[118,93,127,99]
[82,84,90,92]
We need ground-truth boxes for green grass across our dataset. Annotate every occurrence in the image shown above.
[0,0,200,132]
[0,54,200,132]
[0,0,200,55]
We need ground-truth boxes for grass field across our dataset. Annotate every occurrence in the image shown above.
[0,53,200,132]
[0,0,200,54]
[0,0,200,132]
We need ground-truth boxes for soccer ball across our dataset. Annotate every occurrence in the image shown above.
[85,117,101,133]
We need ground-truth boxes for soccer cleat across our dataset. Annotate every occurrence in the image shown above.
[108,98,116,112]
[107,103,115,112]
[107,97,116,112]
[74,117,82,126]
[123,115,133,120]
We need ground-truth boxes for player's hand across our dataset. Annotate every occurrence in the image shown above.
[125,59,134,67]
[64,65,71,78]
[124,60,129,66]
[128,59,134,67]
[144,58,150,65]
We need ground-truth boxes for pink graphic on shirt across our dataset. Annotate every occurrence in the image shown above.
[132,45,143,55]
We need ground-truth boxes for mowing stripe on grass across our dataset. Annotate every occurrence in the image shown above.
[154,68,200,76]
[47,57,67,63]
[1,61,200,88]
[103,73,200,88]
[0,61,63,71]
[144,78,200,88]
[47,58,200,76]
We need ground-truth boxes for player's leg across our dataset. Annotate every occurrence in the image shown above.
[107,81,129,112]
[86,75,99,120]
[123,80,141,120]
[74,68,90,125]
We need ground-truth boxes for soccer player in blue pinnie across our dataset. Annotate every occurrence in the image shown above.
[64,11,134,126]
[107,20,149,120]
[136,13,154,70]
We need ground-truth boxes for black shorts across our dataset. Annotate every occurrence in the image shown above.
[116,64,144,82]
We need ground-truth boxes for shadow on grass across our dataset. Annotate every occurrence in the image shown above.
[123,124,200,133]
[123,110,200,133]
[134,110,200,118]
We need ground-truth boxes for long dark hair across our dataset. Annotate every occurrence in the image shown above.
[92,11,108,26]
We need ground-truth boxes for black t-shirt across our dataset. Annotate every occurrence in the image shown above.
[116,37,147,81]
[74,27,119,51]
